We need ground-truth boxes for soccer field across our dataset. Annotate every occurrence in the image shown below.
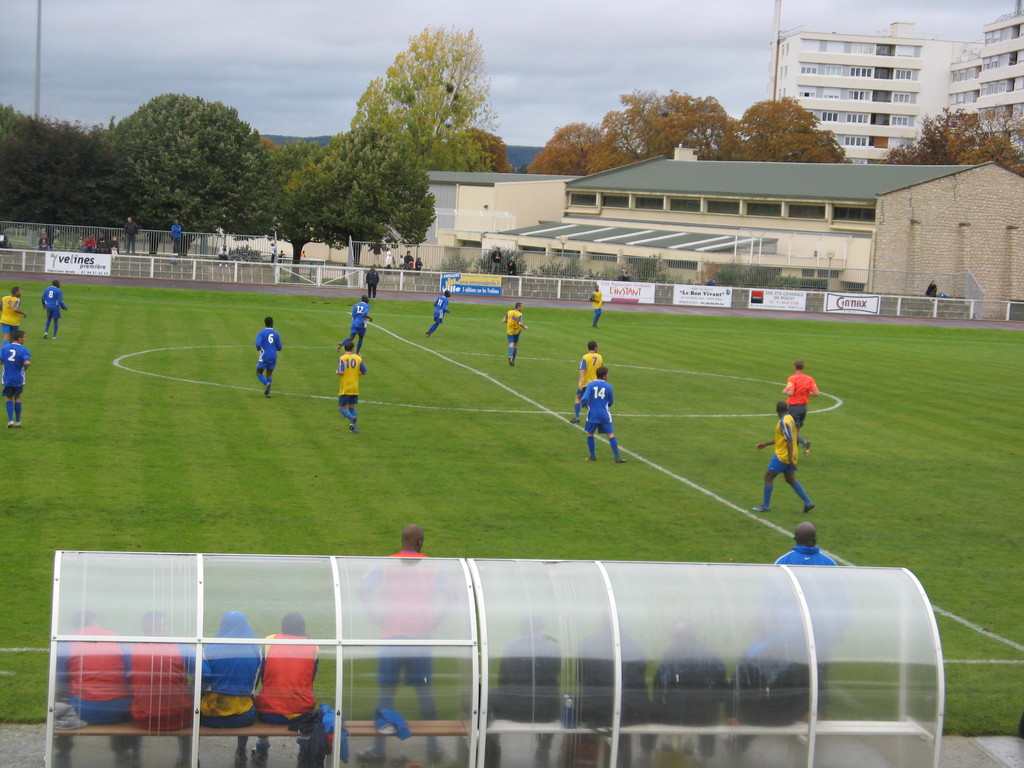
[1,281,1022,734]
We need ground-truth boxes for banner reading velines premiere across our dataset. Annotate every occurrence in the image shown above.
[45,251,112,277]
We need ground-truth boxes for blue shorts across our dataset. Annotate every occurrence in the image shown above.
[2,385,24,398]
[433,313,445,324]
[349,325,366,338]
[585,420,614,435]
[576,388,585,398]
[506,333,520,344]
[768,455,796,474]
[338,395,359,406]
[201,706,256,728]
[257,361,276,372]
[46,308,62,320]
[70,695,132,725]
[1,324,18,335]
[377,646,432,688]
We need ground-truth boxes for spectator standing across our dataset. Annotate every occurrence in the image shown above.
[170,220,183,255]
[925,281,938,297]
[42,280,68,339]
[124,218,140,254]
[490,246,503,273]
[618,265,630,281]
[365,267,380,299]
[775,522,837,566]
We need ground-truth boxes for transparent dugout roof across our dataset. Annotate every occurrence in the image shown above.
[49,552,942,768]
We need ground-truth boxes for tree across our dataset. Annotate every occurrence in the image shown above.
[724,98,845,163]
[0,103,20,143]
[268,139,328,264]
[468,128,512,173]
[0,115,124,225]
[528,122,606,175]
[312,124,435,248]
[111,94,275,233]
[885,108,1024,173]
[352,26,497,171]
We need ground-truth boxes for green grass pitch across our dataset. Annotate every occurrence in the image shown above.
[0,281,1021,734]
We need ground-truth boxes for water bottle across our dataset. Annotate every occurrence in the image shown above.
[561,694,577,728]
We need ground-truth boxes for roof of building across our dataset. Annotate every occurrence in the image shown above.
[429,171,577,186]
[566,158,977,203]
[500,221,778,254]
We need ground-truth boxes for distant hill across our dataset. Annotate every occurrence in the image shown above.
[263,135,542,172]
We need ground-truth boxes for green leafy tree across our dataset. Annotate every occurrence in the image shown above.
[724,98,845,163]
[0,103,21,143]
[353,26,497,171]
[312,124,435,248]
[468,128,513,172]
[885,108,1024,173]
[0,115,124,225]
[111,94,275,233]
[268,139,328,264]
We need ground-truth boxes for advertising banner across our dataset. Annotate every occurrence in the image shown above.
[825,292,881,315]
[597,280,657,305]
[673,285,733,308]
[441,272,503,296]
[45,251,112,277]
[748,289,807,311]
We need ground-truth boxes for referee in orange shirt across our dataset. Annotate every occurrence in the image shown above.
[783,360,820,456]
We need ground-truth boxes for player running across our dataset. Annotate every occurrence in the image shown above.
[337,341,367,433]
[753,401,815,514]
[42,280,68,339]
[570,341,603,424]
[783,360,820,455]
[255,317,283,398]
[425,291,451,337]
[339,296,373,354]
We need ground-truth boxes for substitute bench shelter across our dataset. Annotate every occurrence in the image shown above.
[47,551,943,768]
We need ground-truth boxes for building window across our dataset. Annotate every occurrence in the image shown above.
[801,65,818,75]
[822,87,842,99]
[850,66,873,78]
[707,199,740,215]
[747,202,783,217]
[874,67,894,80]
[846,112,868,123]
[953,67,981,82]
[833,206,876,222]
[820,111,839,122]
[789,204,827,219]
[569,193,597,206]
[894,68,917,80]
[824,65,843,76]
[800,89,816,98]
[984,56,1003,70]
[842,135,869,147]
[892,92,914,103]
[602,194,629,208]
[891,115,913,127]
[635,196,664,211]
[873,91,892,102]
[670,198,702,212]
[952,91,979,105]
[895,45,921,56]
[870,113,890,126]
[876,44,894,56]
[849,42,874,54]
[848,90,871,100]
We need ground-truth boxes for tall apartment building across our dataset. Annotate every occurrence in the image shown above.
[774,24,975,162]
[951,5,1024,119]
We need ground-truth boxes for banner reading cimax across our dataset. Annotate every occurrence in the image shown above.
[748,288,807,311]
[440,272,503,296]
[825,292,881,315]
[45,251,112,277]
[673,284,732,307]
[596,280,657,304]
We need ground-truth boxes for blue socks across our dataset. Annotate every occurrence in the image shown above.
[5,401,13,420]
[587,436,596,458]
[793,481,812,505]
[574,403,581,418]
[762,485,774,508]
[427,323,439,335]
[14,402,21,420]
[609,437,620,460]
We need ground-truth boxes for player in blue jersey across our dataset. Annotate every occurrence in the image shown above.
[580,366,625,463]
[339,295,373,354]
[425,291,451,337]
[255,317,283,398]
[2,330,32,428]
[41,280,68,339]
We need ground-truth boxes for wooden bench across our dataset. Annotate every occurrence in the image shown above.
[64,719,468,739]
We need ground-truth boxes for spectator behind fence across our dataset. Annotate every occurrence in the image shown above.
[925,280,938,297]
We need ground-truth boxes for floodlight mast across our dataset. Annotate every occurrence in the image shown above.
[768,0,783,100]
[34,0,42,116]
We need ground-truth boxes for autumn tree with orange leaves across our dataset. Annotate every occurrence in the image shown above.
[722,98,845,163]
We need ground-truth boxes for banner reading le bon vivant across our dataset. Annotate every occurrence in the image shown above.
[673,285,733,307]
[45,251,113,277]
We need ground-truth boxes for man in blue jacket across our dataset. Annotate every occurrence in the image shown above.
[774,522,836,566]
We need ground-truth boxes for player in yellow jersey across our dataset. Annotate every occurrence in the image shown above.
[336,341,367,433]
[1,287,27,342]
[753,402,815,514]
[571,341,603,424]
[501,302,528,366]
[590,284,603,328]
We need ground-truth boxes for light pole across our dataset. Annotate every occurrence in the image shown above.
[34,0,42,116]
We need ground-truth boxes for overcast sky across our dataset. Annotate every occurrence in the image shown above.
[0,0,1014,146]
